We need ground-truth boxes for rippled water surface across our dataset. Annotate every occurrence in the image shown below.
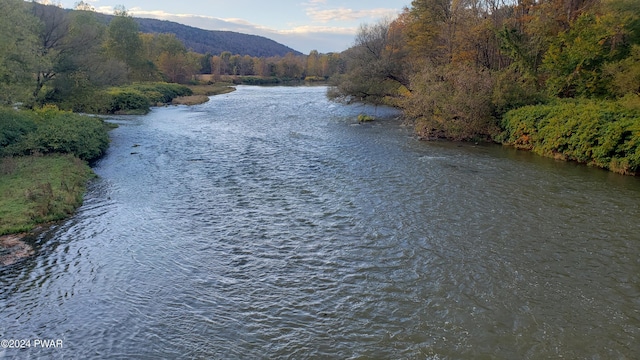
[2,86,640,359]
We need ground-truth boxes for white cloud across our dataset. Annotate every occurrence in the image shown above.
[305,7,398,23]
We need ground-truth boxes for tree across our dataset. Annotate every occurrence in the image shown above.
[543,8,635,98]
[603,44,640,97]
[329,18,409,105]
[0,0,38,104]
[158,51,199,83]
[200,53,212,74]
[39,4,122,110]
[31,2,70,100]
[105,7,144,80]
[406,0,451,62]
[277,52,304,78]
[238,55,254,75]
[306,50,320,77]
[36,3,117,106]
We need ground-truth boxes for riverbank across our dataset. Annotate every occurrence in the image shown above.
[496,97,640,176]
[172,83,236,105]
[0,85,236,265]
[0,154,94,236]
[0,106,111,265]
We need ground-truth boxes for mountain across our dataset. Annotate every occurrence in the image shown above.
[35,3,301,57]
[134,17,302,57]
[61,7,299,57]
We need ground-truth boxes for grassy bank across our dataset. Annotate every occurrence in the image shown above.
[0,155,94,235]
[172,83,237,105]
[1,106,113,235]
[186,82,236,97]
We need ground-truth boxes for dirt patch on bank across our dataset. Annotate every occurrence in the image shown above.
[0,234,34,266]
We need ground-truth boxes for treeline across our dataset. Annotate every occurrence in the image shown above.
[330,0,640,174]
[205,51,345,81]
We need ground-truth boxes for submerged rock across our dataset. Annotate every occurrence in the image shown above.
[0,234,34,266]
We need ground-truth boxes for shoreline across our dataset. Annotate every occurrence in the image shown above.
[0,87,235,266]
[0,233,35,267]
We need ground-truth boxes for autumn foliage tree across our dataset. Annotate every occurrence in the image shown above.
[328,18,409,106]
[331,0,640,141]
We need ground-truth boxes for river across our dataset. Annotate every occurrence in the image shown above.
[1,86,640,359]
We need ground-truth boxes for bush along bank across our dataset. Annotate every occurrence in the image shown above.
[497,97,640,175]
[0,106,114,235]
[48,82,193,115]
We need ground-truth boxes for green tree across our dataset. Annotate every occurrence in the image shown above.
[105,7,144,81]
[33,3,114,107]
[0,0,38,105]
[603,44,640,97]
[543,9,634,98]
[31,3,70,101]
[200,53,212,74]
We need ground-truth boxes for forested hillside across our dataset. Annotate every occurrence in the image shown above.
[134,18,301,57]
[86,10,301,57]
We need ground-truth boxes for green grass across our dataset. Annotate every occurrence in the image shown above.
[0,155,94,235]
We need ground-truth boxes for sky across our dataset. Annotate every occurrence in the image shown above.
[53,0,411,54]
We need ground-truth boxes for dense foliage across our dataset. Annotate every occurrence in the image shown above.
[499,97,640,174]
[0,106,111,162]
[0,105,113,233]
[103,83,193,114]
[330,0,640,174]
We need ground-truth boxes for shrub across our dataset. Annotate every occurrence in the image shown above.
[2,106,110,162]
[106,89,150,114]
[127,82,193,103]
[500,99,640,174]
[0,108,37,148]
[237,76,281,85]
[405,63,499,141]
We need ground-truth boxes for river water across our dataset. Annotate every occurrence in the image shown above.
[1,86,640,359]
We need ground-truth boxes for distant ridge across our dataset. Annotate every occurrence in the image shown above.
[80,9,302,57]
[134,17,302,57]
[38,3,301,57]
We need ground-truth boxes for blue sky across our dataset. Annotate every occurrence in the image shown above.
[53,0,411,53]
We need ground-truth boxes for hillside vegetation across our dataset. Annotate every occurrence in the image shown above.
[85,10,301,57]
[135,18,301,57]
[329,0,640,174]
